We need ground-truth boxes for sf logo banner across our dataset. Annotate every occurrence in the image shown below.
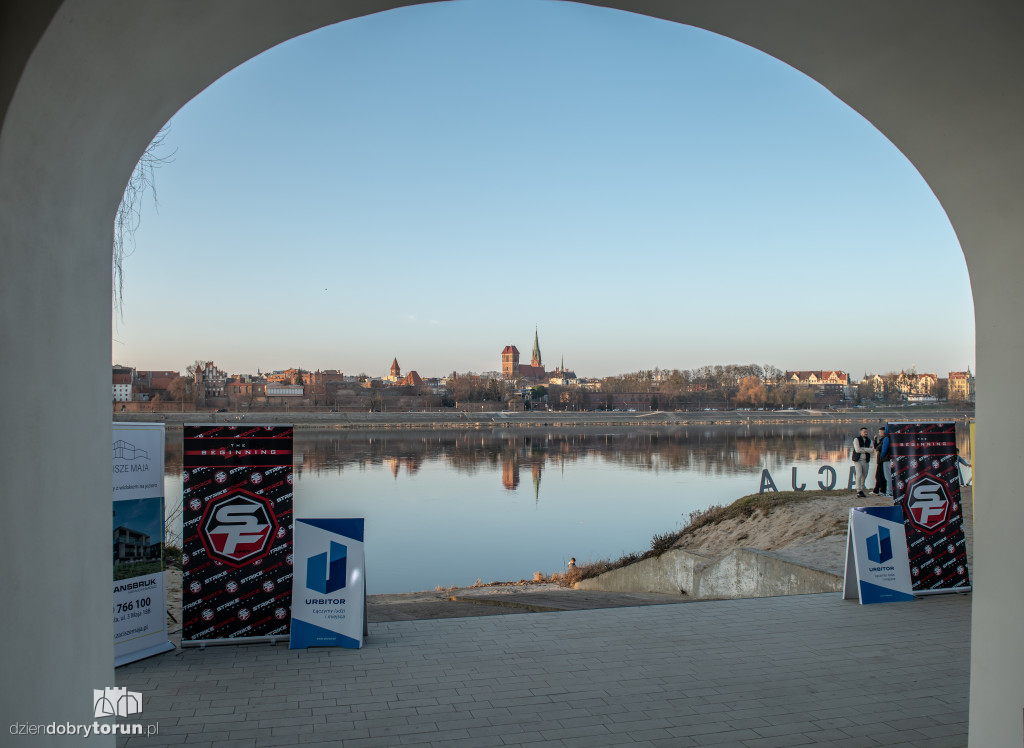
[198,491,278,567]
[307,541,347,595]
[905,474,952,533]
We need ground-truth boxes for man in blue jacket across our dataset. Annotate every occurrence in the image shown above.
[872,426,890,495]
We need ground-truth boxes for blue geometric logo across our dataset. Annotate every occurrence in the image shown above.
[306,541,347,594]
[866,525,893,564]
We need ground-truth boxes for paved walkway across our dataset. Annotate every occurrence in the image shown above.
[117,593,970,748]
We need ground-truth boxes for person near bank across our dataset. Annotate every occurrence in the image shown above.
[873,426,890,496]
[851,426,875,498]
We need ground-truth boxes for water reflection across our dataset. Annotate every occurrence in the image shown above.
[278,425,877,500]
[161,422,971,593]
[165,423,971,483]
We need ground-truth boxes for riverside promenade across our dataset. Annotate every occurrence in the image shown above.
[116,592,969,747]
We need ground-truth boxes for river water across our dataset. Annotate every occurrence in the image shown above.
[162,422,971,594]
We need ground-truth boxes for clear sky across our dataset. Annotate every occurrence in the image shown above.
[114,0,975,380]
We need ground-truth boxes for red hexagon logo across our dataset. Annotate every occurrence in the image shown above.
[198,489,279,568]
[904,472,952,534]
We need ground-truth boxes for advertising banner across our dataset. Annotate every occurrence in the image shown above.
[112,423,174,666]
[290,519,365,649]
[842,506,914,604]
[181,425,294,645]
[888,422,971,594]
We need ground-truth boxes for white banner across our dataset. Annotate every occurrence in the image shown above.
[290,518,365,649]
[842,505,914,605]
[113,423,174,665]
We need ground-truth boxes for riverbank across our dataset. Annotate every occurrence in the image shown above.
[572,486,974,599]
[118,405,973,430]
[162,485,973,632]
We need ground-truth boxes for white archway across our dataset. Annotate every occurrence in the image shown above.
[3,3,1021,745]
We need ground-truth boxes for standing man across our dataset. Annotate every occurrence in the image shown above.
[872,426,889,495]
[851,426,875,498]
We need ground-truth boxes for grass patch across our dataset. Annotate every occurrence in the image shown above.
[560,489,834,586]
[113,560,163,580]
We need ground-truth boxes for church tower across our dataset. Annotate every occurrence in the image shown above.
[501,346,520,379]
[531,327,542,368]
[390,358,400,379]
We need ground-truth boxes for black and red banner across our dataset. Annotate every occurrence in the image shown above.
[181,425,294,643]
[888,421,971,594]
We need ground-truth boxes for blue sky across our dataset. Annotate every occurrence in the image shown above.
[114,0,974,380]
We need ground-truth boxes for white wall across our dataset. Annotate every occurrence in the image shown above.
[2,2,1021,745]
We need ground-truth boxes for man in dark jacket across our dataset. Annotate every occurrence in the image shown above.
[872,426,889,495]
[851,426,874,498]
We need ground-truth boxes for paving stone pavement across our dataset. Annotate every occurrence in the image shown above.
[116,592,970,747]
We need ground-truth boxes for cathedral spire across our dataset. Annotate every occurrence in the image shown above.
[531,326,542,368]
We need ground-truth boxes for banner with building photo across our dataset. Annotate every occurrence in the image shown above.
[181,425,294,645]
[112,423,174,666]
[888,421,971,594]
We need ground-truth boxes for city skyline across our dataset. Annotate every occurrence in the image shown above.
[113,0,974,378]
[114,338,969,384]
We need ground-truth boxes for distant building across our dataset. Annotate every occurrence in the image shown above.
[501,346,520,378]
[112,366,133,402]
[135,370,180,400]
[266,368,304,384]
[785,370,849,395]
[501,328,546,381]
[548,356,577,386]
[896,371,938,396]
[385,358,401,383]
[194,361,227,399]
[227,375,265,399]
[397,370,424,388]
[949,369,975,401]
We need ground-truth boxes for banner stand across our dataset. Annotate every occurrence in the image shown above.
[180,424,294,647]
[888,421,972,595]
[842,506,914,604]
[290,518,366,649]
[115,641,175,667]
[113,422,175,666]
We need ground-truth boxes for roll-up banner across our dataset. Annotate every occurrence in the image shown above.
[290,518,366,649]
[112,423,174,666]
[888,421,971,594]
[181,425,294,646]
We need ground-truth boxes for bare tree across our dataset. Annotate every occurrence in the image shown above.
[113,126,175,314]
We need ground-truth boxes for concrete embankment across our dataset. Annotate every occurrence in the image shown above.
[115,407,972,430]
[574,547,842,599]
